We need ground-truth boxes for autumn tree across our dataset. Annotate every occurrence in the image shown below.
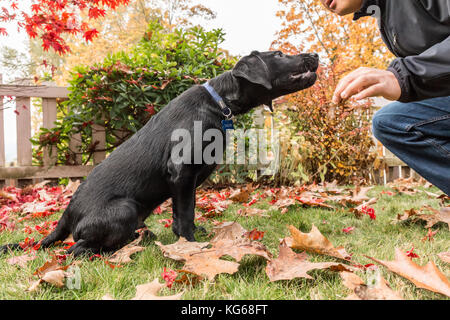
[26,0,216,84]
[0,0,134,55]
[272,0,393,184]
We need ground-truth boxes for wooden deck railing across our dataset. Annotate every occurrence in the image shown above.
[372,142,420,184]
[0,76,106,187]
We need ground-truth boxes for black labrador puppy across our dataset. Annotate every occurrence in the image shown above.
[2,50,319,256]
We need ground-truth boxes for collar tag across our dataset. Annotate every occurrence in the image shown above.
[221,119,234,131]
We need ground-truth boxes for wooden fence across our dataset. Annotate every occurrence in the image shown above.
[0,77,106,188]
[0,80,418,187]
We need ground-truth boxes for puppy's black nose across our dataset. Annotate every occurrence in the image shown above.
[309,53,319,59]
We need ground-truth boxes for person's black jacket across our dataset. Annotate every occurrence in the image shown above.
[354,0,450,102]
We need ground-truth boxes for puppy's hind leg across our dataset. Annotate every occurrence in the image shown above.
[66,239,99,257]
[72,199,140,254]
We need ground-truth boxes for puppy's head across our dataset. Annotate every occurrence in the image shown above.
[232,50,319,110]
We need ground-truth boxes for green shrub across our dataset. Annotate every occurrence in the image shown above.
[32,21,236,165]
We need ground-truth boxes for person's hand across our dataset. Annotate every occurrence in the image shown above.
[332,67,401,104]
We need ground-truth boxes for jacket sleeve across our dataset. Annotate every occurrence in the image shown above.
[388,34,450,102]
[388,0,450,102]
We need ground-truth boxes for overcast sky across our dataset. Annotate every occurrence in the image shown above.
[196,0,283,56]
[0,0,283,162]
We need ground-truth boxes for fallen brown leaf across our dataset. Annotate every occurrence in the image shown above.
[236,208,270,218]
[41,270,67,288]
[265,241,353,282]
[132,279,184,300]
[156,222,271,281]
[211,238,272,262]
[286,225,351,260]
[229,185,253,203]
[367,248,450,297]
[155,237,210,262]
[340,271,403,300]
[182,252,240,281]
[28,256,74,291]
[438,252,450,264]
[64,179,81,195]
[107,234,146,265]
[103,279,183,300]
[418,206,450,231]
[271,198,296,211]
[7,252,36,268]
[210,221,247,243]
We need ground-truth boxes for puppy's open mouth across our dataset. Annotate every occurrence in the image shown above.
[290,70,316,80]
[290,59,319,80]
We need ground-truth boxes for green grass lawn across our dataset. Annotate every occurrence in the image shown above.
[0,186,448,300]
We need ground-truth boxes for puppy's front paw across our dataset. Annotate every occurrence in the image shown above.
[194,225,207,235]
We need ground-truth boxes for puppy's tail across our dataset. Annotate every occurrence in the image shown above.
[0,210,72,256]
[0,243,23,254]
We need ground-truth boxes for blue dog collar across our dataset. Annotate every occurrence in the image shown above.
[202,82,233,120]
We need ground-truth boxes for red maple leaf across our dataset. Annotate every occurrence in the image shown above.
[88,7,106,19]
[361,206,376,220]
[158,219,173,228]
[0,27,7,36]
[83,28,99,42]
[405,247,419,259]
[245,228,265,241]
[144,104,156,115]
[342,226,355,234]
[422,228,438,242]
[161,267,178,288]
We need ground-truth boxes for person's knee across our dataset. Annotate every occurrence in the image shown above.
[372,101,404,142]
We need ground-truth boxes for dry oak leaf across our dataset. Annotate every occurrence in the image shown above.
[33,256,69,277]
[397,208,420,222]
[132,279,183,300]
[349,186,373,205]
[367,248,450,297]
[64,179,81,195]
[236,207,270,218]
[417,206,450,231]
[286,225,351,260]
[353,197,378,213]
[28,256,73,291]
[271,198,296,211]
[265,241,353,282]
[155,237,210,262]
[211,238,273,262]
[340,271,403,300]
[107,232,147,264]
[210,221,248,243]
[181,252,240,281]
[229,185,254,203]
[438,252,450,264]
[40,270,67,288]
[103,279,183,300]
[7,253,36,268]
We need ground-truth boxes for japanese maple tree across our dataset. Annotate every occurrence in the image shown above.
[0,0,131,55]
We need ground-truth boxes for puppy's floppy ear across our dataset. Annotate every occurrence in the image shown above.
[232,53,272,90]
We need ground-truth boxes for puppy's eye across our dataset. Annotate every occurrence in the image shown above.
[275,51,283,57]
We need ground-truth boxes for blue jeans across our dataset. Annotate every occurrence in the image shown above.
[372,96,450,195]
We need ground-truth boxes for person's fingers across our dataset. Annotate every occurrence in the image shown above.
[353,83,384,100]
[340,74,378,100]
[332,68,370,103]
